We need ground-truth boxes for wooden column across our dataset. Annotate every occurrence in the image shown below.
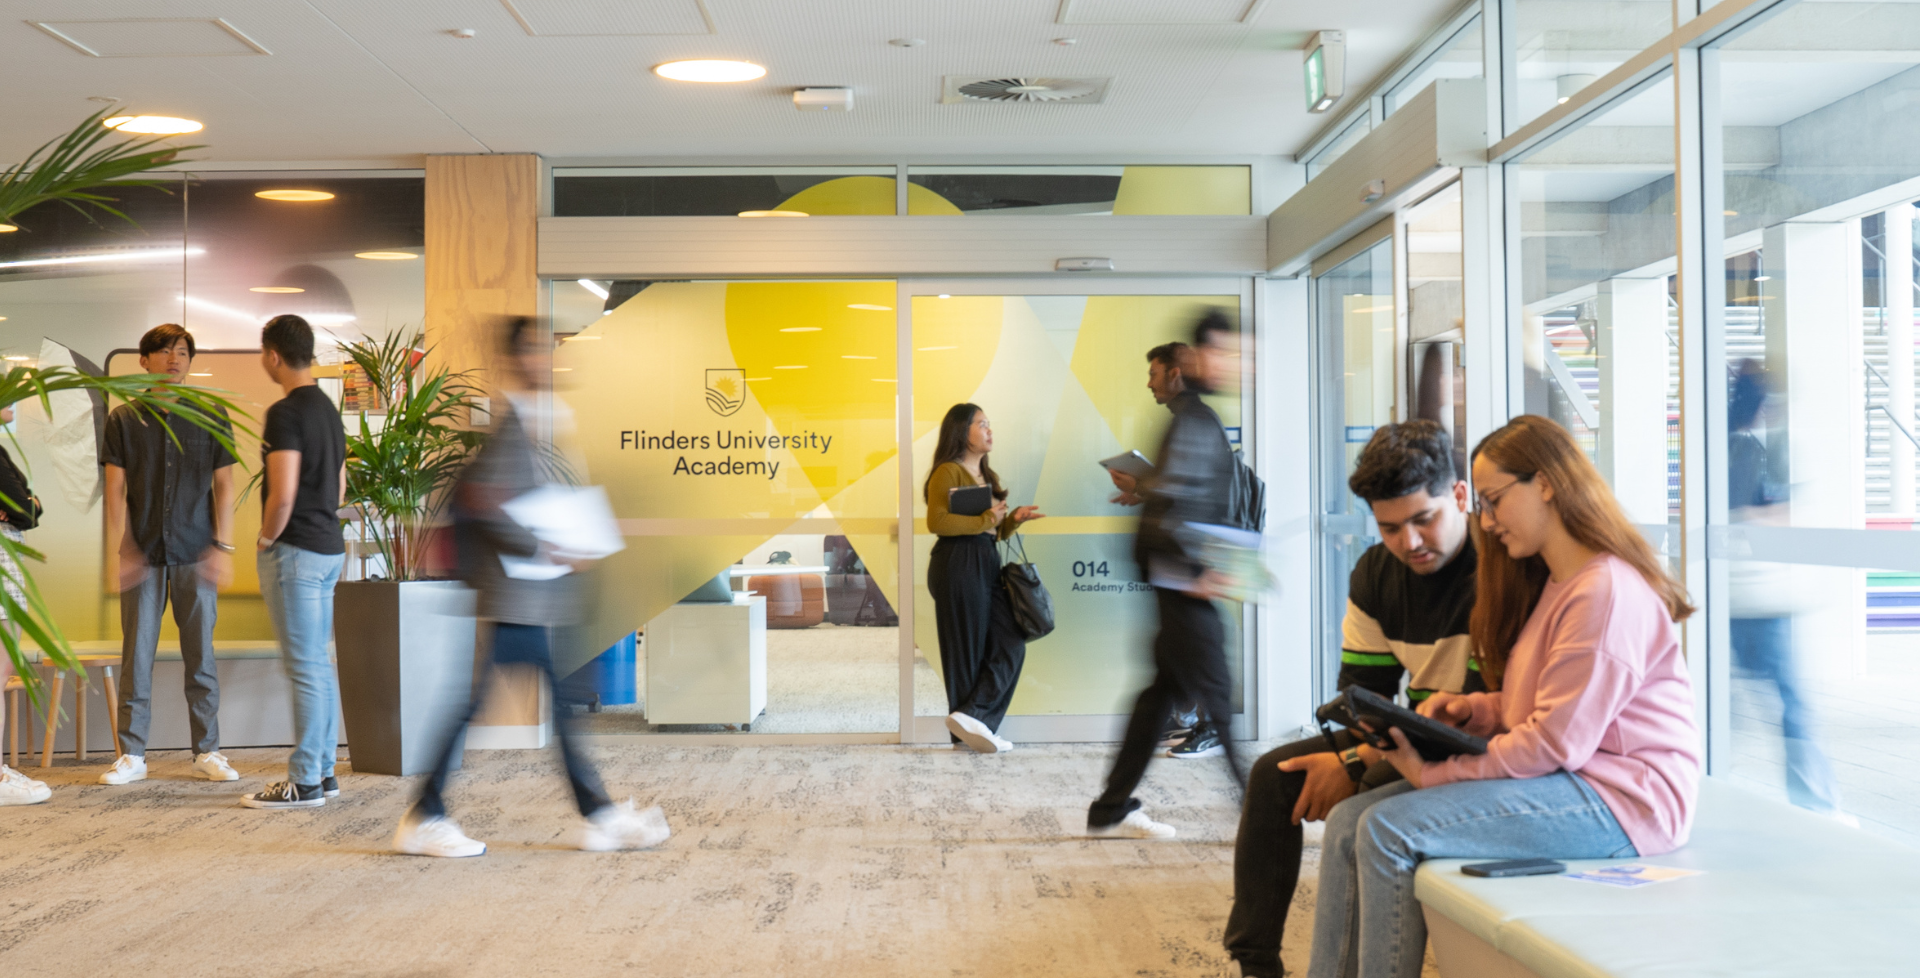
[425,154,548,744]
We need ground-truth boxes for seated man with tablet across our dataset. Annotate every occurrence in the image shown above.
[1224,420,1486,978]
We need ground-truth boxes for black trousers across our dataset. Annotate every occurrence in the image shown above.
[1223,732,1403,978]
[1090,587,1242,825]
[414,622,612,820]
[928,533,1028,734]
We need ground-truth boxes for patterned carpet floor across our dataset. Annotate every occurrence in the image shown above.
[0,740,1347,978]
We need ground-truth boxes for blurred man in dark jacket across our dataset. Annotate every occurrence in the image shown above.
[1088,310,1245,840]
[392,317,668,858]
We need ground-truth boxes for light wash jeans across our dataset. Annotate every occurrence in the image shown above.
[258,542,342,787]
[1308,772,1637,978]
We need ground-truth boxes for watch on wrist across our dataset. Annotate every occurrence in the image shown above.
[1339,746,1367,782]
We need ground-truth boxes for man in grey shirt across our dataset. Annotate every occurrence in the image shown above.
[99,324,240,786]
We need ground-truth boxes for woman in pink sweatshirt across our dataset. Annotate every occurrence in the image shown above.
[1307,415,1699,978]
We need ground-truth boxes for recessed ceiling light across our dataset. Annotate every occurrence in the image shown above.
[847,304,892,311]
[738,210,807,218]
[355,251,417,260]
[0,317,7,321]
[0,225,16,233]
[780,327,821,333]
[842,355,877,360]
[255,190,334,202]
[918,346,957,352]
[250,286,304,293]
[655,60,766,83]
[576,279,610,299]
[104,115,202,135]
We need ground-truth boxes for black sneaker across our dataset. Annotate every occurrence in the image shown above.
[322,776,340,798]
[1160,707,1200,746]
[240,781,326,809]
[1168,723,1225,759]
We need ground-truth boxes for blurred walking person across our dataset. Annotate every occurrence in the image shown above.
[0,401,50,806]
[926,403,1043,753]
[392,316,667,857]
[1088,311,1246,840]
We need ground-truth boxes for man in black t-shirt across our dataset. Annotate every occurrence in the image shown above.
[1224,420,1483,978]
[96,324,240,788]
[241,315,349,810]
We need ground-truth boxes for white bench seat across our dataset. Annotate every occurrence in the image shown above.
[1415,778,1920,978]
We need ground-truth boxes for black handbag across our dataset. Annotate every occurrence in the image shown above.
[999,532,1055,640]
[0,447,40,530]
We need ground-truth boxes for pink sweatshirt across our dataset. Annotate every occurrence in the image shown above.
[1423,554,1700,856]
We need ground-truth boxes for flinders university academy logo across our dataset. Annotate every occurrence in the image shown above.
[706,368,745,417]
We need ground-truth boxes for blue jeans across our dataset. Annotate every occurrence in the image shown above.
[1731,616,1843,813]
[258,542,342,786]
[1308,773,1637,978]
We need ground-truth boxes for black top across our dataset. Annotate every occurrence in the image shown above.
[1339,537,1486,703]
[1134,390,1239,579]
[261,385,346,556]
[102,403,237,566]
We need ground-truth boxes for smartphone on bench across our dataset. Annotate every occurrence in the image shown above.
[1461,858,1566,878]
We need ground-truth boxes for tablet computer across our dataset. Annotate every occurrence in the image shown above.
[948,484,994,517]
[1098,450,1156,481]
[1315,685,1488,761]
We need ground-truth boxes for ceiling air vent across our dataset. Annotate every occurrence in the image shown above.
[942,76,1110,104]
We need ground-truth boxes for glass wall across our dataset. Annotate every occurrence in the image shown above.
[0,170,423,642]
[553,167,898,216]
[1386,16,1485,117]
[1710,1,1920,844]
[1516,76,1679,536]
[908,291,1249,723]
[1512,0,1672,130]
[906,166,1250,216]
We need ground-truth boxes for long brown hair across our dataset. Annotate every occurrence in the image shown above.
[923,403,1007,503]
[1469,415,1693,688]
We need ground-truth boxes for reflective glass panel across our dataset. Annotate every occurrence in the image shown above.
[1386,17,1485,117]
[554,167,898,216]
[905,166,1251,216]
[1512,0,1673,131]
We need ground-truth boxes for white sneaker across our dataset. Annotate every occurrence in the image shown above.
[192,751,239,781]
[1089,809,1178,840]
[945,711,1001,753]
[578,800,671,851]
[394,812,487,858]
[0,765,50,806]
[98,754,147,786]
[989,733,1016,753]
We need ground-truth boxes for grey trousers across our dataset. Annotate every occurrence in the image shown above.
[117,564,220,756]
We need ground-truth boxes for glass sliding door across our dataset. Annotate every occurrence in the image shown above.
[1313,238,1395,702]
[902,281,1255,741]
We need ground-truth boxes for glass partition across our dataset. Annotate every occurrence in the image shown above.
[1712,3,1920,844]
[1386,17,1485,117]
[1516,74,1679,538]
[905,166,1251,216]
[554,167,899,217]
[908,291,1248,727]
[1511,0,1673,132]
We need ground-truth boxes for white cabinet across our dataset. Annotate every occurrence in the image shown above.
[644,594,767,726]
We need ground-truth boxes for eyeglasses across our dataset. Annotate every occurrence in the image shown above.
[1475,474,1533,515]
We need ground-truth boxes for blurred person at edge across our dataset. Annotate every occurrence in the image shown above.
[1727,360,1849,823]
[391,316,669,858]
[1086,310,1247,841]
[1306,416,1699,978]
[98,324,241,790]
[925,402,1045,754]
[0,400,51,806]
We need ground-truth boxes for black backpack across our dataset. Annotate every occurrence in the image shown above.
[1228,451,1265,532]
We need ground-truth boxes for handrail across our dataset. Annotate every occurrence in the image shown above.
[1863,359,1920,451]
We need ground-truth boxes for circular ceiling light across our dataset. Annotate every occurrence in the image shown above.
[847,304,893,311]
[103,115,203,134]
[655,60,766,83]
[0,224,16,233]
[250,286,305,293]
[738,210,807,218]
[255,190,335,202]
[355,251,418,260]
[4,355,31,362]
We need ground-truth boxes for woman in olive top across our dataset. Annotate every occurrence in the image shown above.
[926,403,1044,753]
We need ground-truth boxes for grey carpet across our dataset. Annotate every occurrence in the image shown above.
[0,741,1358,977]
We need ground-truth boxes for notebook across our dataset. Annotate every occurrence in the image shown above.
[948,484,993,517]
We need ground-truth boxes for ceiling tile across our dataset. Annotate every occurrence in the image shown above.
[1058,0,1260,25]
[32,18,271,57]
[499,0,713,36]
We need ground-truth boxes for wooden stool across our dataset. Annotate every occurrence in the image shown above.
[38,655,123,767]
[4,674,30,768]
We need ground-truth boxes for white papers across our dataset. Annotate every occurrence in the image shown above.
[498,484,626,580]
[1562,865,1703,888]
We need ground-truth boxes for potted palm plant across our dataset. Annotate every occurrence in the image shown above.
[0,110,243,715]
[332,330,487,775]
